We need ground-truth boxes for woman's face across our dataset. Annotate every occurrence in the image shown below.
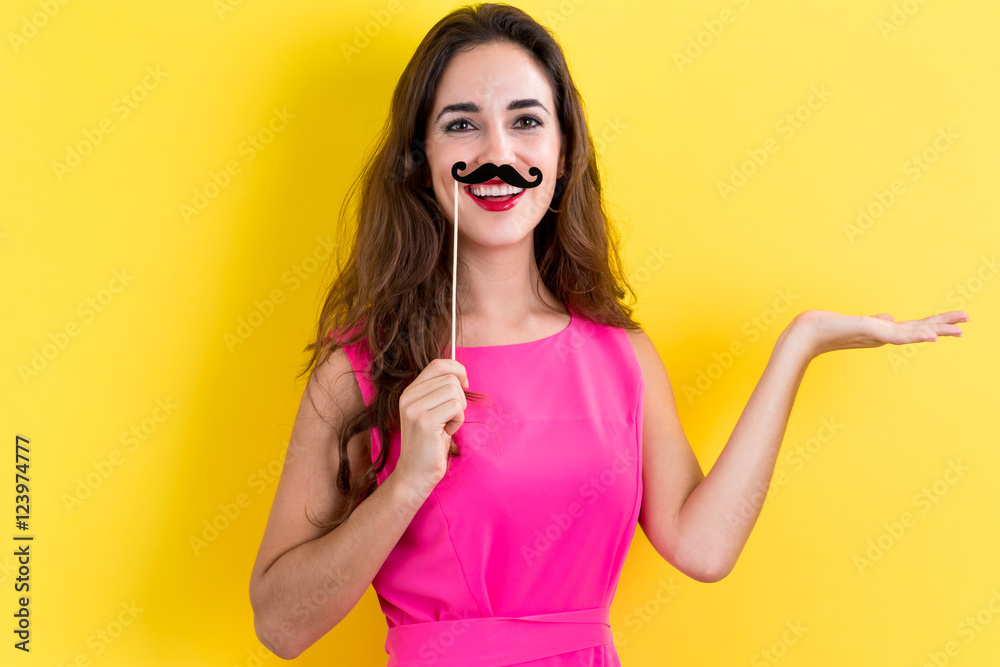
[423,41,564,249]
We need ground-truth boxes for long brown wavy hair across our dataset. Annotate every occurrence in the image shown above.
[298,2,640,531]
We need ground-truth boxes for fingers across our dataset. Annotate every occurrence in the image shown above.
[871,310,970,325]
[914,310,970,324]
[867,316,963,344]
[426,358,469,388]
[870,311,969,341]
[409,374,467,407]
[903,321,963,342]
[912,310,968,338]
[874,320,935,344]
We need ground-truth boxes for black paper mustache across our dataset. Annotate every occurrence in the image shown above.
[451,161,543,189]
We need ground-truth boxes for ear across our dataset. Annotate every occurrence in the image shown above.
[557,140,566,177]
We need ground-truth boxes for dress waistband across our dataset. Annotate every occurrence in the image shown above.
[385,606,613,667]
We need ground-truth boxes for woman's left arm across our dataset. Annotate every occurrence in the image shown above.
[662,308,969,582]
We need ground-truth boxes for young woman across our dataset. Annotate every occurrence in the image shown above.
[249,3,968,664]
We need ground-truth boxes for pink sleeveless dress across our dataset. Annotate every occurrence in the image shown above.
[330,304,644,666]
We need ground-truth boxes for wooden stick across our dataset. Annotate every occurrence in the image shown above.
[451,178,458,360]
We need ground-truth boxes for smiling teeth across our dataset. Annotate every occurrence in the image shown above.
[469,184,523,197]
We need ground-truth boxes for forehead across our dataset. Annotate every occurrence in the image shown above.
[432,41,554,111]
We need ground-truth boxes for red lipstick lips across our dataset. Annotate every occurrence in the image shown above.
[464,185,525,212]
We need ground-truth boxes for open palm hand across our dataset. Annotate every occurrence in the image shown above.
[795,309,969,358]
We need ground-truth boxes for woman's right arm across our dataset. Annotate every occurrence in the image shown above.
[248,348,468,660]
[248,347,429,660]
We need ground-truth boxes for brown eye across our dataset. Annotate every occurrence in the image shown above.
[444,118,472,132]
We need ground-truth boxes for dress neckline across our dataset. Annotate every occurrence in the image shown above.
[455,305,574,350]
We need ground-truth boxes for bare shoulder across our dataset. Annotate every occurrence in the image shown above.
[310,344,368,423]
[624,327,667,386]
[624,327,654,357]
[623,326,680,420]
[300,344,373,499]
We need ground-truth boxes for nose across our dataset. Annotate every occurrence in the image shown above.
[477,121,517,170]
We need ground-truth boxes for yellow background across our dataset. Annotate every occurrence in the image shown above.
[2,0,998,665]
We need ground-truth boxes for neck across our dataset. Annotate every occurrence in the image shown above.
[455,237,562,323]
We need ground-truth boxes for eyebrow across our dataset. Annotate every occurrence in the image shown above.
[434,98,549,124]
